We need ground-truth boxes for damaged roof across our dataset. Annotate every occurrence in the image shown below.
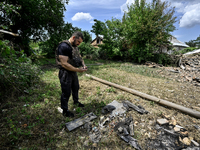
[170,36,189,47]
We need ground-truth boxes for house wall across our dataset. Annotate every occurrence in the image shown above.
[91,38,103,48]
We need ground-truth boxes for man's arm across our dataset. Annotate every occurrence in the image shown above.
[59,55,87,72]
[79,54,87,69]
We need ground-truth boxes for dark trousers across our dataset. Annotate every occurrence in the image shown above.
[59,69,79,111]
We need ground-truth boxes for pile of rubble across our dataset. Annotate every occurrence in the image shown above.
[178,54,200,86]
[145,52,200,87]
[147,118,200,149]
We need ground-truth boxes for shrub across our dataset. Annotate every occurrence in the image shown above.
[149,53,173,66]
[0,40,42,98]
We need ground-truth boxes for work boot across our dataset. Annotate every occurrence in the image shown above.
[63,110,74,117]
[74,101,85,107]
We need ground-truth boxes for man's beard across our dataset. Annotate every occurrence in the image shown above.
[72,39,77,47]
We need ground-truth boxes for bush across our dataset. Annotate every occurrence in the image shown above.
[149,53,173,66]
[0,40,42,98]
[78,42,100,60]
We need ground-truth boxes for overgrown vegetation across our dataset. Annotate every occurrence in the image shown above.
[91,0,177,64]
[0,40,42,99]
[173,47,198,55]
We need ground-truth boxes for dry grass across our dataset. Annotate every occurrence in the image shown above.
[0,59,200,149]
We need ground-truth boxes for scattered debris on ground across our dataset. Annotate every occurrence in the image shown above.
[145,52,200,87]
[61,99,200,149]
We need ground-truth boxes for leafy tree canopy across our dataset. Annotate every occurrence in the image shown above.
[91,19,106,38]
[82,30,92,43]
[0,0,69,55]
[99,0,177,63]
[123,0,177,62]
[185,35,200,48]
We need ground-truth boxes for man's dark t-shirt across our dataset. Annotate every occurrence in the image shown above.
[57,42,72,59]
[57,42,72,70]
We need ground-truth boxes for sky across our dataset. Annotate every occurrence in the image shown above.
[64,0,200,43]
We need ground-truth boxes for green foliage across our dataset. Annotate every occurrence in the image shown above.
[97,0,177,64]
[0,40,42,97]
[173,47,198,55]
[185,35,200,48]
[1,0,69,55]
[185,40,196,47]
[82,30,92,43]
[39,23,80,58]
[91,19,106,37]
[0,2,21,29]
[78,42,100,59]
[195,35,200,48]
[123,0,177,63]
[106,87,116,93]
[99,18,124,60]
[149,53,173,65]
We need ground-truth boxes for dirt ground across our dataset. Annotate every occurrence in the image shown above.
[77,64,200,149]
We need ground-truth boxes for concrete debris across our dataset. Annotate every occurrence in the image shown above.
[174,126,181,132]
[170,117,177,126]
[180,137,191,145]
[107,100,127,117]
[65,112,97,131]
[194,125,200,132]
[147,119,199,150]
[63,99,199,149]
[99,117,110,128]
[157,118,169,125]
[191,140,200,147]
[89,129,101,143]
[118,127,123,133]
[168,69,180,73]
[155,124,179,137]
[145,53,200,87]
[129,121,134,136]
[57,107,63,113]
[114,117,142,150]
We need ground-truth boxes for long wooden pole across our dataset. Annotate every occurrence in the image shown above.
[86,74,200,119]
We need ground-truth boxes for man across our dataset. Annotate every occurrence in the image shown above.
[56,31,87,117]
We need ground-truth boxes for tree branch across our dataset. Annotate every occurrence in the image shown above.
[0,30,19,36]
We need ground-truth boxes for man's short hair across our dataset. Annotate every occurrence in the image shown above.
[72,31,84,40]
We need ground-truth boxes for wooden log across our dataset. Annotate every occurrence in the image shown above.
[85,74,200,119]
